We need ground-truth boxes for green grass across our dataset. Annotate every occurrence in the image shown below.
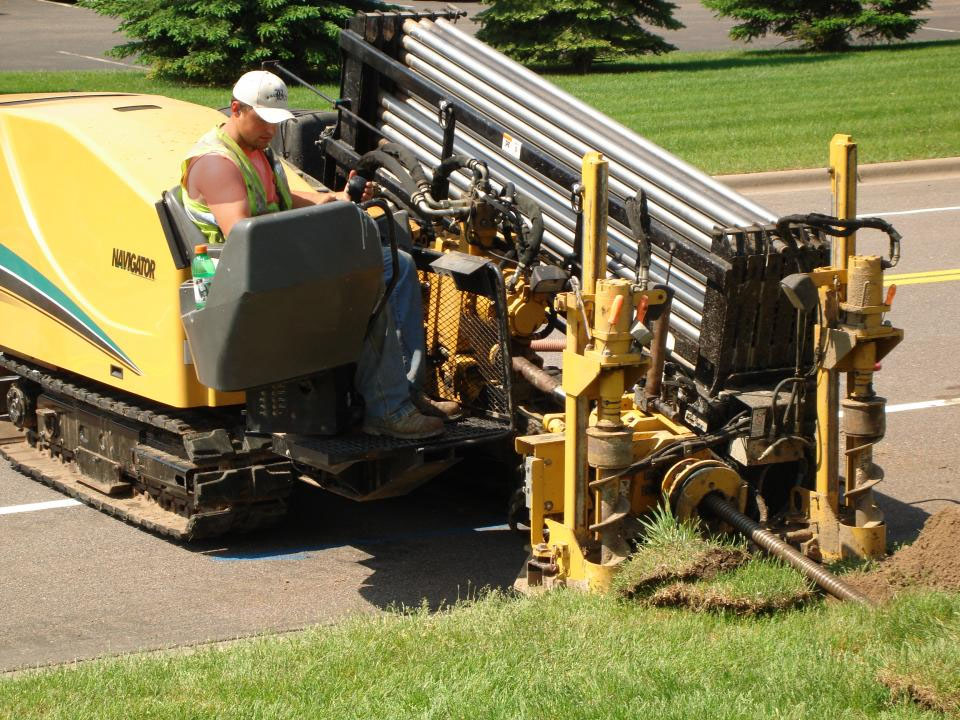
[547,40,960,174]
[612,505,812,613]
[1,590,958,719]
[0,71,338,112]
[2,41,957,174]
[3,40,959,175]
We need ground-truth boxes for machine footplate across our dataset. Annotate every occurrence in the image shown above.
[273,416,510,467]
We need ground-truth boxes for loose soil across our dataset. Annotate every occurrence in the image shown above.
[649,581,813,615]
[847,507,960,603]
[878,669,960,717]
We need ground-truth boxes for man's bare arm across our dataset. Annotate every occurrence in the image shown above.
[185,155,249,240]
[290,188,349,208]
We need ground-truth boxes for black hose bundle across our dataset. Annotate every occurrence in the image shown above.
[377,142,431,191]
[430,154,485,200]
[776,213,902,267]
[355,149,419,198]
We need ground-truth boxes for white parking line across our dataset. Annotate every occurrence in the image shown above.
[0,498,81,516]
[925,27,960,33]
[860,205,960,218]
[886,397,960,414]
[55,51,142,69]
[3,401,958,518]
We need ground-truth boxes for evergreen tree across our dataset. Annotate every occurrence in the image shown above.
[475,0,683,73]
[701,0,931,51]
[79,0,386,84]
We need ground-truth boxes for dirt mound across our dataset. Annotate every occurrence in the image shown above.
[847,507,960,603]
[878,670,960,716]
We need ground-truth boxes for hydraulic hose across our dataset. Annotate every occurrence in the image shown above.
[378,142,432,191]
[513,190,544,270]
[699,493,872,605]
[355,149,419,198]
[776,213,902,268]
[430,153,486,200]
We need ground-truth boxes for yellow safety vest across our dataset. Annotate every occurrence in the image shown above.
[180,125,294,244]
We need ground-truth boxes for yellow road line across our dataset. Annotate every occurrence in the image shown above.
[884,268,960,287]
[886,268,960,280]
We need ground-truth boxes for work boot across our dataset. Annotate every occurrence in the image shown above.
[412,391,463,421]
[362,406,444,440]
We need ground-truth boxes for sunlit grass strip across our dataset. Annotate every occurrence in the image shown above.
[1,590,958,719]
[544,40,960,174]
[1,40,957,175]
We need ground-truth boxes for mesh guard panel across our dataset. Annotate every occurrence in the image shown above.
[421,268,512,422]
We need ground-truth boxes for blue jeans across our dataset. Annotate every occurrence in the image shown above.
[381,246,427,390]
[353,290,414,422]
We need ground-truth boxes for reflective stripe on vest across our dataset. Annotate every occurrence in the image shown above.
[180,125,294,244]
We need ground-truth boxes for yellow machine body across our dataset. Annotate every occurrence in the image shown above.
[0,93,311,408]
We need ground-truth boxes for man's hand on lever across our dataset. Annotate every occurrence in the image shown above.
[290,170,378,208]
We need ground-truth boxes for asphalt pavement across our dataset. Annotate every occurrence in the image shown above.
[2,0,959,676]
[2,159,958,672]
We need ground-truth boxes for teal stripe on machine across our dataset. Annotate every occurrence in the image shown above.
[0,243,141,374]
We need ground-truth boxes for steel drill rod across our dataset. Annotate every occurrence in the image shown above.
[512,356,565,402]
[379,128,707,338]
[401,35,730,237]
[403,28,755,232]
[381,95,710,314]
[387,90,712,275]
[387,90,713,299]
[430,18,778,224]
[699,493,872,605]
[401,44,717,242]
[400,49,718,248]
[379,113,708,333]
[404,21,751,227]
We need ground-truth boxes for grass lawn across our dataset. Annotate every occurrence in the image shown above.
[2,510,957,719]
[546,40,960,174]
[0,72,338,114]
[2,40,958,174]
[1,590,958,719]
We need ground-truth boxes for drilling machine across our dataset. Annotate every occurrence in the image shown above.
[513,140,903,593]
[0,9,905,597]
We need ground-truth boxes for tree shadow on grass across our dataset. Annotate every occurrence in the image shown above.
[538,38,960,77]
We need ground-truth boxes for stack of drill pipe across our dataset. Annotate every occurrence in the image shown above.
[373,18,779,348]
[420,18,776,228]
[377,92,706,342]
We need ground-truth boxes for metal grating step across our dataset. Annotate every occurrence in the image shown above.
[272,416,510,467]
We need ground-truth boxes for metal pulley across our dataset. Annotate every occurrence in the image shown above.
[662,457,748,526]
[5,383,34,430]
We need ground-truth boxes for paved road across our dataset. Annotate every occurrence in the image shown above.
[2,0,959,71]
[2,161,958,671]
[733,163,960,543]
[0,0,137,71]
[394,0,960,50]
[2,0,958,675]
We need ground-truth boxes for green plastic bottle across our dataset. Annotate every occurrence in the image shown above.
[191,243,217,310]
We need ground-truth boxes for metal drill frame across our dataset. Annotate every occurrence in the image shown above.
[324,11,830,405]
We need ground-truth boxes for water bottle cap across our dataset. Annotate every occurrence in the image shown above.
[194,244,208,255]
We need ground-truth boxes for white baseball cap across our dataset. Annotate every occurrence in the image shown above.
[232,70,295,124]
